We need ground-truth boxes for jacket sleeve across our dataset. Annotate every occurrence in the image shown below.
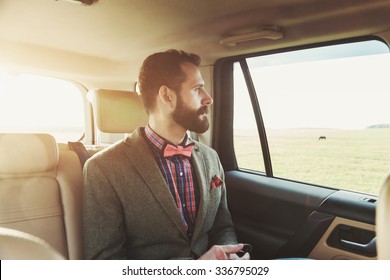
[208,157,238,246]
[83,157,128,259]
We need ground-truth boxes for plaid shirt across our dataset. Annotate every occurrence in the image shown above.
[143,125,200,237]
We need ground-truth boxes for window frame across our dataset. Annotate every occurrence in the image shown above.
[213,35,388,186]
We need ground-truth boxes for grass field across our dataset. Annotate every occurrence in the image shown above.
[234,128,390,195]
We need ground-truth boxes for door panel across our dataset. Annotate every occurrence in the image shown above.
[225,170,377,259]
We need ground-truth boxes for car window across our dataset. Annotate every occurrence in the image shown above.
[233,39,390,195]
[0,72,84,142]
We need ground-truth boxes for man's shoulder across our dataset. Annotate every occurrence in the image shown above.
[193,140,218,158]
[86,140,127,166]
[90,128,145,162]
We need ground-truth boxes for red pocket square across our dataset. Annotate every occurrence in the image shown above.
[210,175,223,189]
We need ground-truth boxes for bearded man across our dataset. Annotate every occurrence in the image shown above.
[83,49,249,260]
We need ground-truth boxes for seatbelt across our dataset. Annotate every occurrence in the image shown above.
[68,141,91,167]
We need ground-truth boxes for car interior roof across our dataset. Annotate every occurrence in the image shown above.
[1,0,390,90]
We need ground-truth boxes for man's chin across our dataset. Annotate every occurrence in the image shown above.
[172,110,209,133]
[191,121,209,134]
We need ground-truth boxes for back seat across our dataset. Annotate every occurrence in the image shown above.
[0,90,147,259]
[0,227,65,260]
[0,133,84,259]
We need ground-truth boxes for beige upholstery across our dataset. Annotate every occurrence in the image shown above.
[376,175,390,259]
[0,133,83,259]
[90,89,148,133]
[0,227,65,260]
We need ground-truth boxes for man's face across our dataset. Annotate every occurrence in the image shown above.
[171,62,213,134]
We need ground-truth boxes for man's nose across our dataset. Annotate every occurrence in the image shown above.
[201,88,213,106]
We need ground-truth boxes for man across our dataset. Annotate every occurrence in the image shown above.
[83,49,249,260]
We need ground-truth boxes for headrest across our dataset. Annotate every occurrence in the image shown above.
[90,89,148,133]
[0,133,58,174]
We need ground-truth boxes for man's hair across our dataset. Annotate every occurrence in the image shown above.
[138,49,201,113]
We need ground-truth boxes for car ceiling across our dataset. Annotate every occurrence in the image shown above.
[1,0,390,90]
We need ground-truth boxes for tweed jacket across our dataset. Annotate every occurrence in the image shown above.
[83,128,237,259]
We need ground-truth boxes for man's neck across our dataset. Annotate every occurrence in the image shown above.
[148,120,187,146]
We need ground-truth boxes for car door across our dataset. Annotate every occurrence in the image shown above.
[212,37,390,260]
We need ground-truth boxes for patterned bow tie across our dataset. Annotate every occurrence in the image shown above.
[163,143,195,158]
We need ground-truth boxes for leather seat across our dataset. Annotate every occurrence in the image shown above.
[0,227,64,260]
[0,133,83,259]
[376,175,390,259]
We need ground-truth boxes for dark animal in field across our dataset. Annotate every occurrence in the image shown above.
[318,136,326,140]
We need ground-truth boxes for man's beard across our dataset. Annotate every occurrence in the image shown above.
[172,95,210,134]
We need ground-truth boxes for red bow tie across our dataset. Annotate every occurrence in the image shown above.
[163,143,195,158]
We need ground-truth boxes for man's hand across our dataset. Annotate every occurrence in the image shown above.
[198,244,250,260]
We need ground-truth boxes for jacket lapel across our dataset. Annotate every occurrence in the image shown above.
[191,144,211,244]
[123,128,189,238]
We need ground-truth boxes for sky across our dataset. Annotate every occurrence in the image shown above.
[234,40,390,130]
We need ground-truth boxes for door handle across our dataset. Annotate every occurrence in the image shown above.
[327,225,376,257]
[340,236,376,254]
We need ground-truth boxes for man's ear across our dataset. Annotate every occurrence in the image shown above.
[158,85,175,107]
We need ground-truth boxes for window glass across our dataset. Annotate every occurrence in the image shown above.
[0,72,84,142]
[234,39,390,195]
[233,62,265,172]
